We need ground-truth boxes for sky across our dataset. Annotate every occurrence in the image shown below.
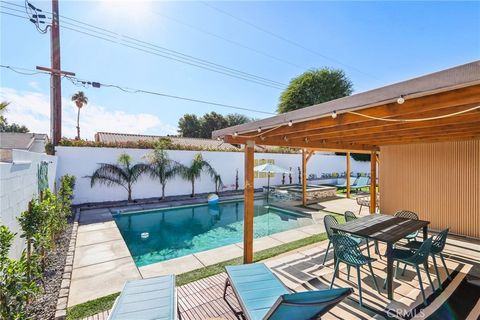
[1,0,479,140]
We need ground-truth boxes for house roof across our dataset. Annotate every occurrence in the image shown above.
[95,132,240,151]
[212,61,480,152]
[0,132,48,150]
[212,61,480,139]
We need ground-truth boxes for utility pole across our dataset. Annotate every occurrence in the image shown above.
[33,0,74,150]
[50,0,62,146]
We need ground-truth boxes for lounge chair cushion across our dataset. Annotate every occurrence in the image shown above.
[108,275,176,320]
[264,288,354,320]
[225,263,290,320]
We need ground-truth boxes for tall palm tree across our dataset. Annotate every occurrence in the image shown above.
[144,147,181,200]
[178,153,219,197]
[71,91,88,140]
[88,153,148,202]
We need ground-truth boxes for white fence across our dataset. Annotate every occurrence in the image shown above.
[56,147,370,205]
[0,150,57,258]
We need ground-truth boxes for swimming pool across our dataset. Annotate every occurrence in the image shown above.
[113,199,313,267]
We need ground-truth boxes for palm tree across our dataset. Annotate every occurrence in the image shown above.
[0,101,9,113]
[214,174,224,194]
[0,101,9,125]
[144,147,181,200]
[88,153,148,202]
[71,91,88,140]
[178,153,219,197]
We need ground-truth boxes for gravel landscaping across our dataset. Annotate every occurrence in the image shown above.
[26,217,74,320]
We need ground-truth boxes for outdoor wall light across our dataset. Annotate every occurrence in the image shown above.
[257,127,262,133]
[233,132,238,137]
[288,120,293,126]
[331,111,337,119]
[397,96,405,104]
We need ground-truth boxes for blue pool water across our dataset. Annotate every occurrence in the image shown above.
[114,199,313,267]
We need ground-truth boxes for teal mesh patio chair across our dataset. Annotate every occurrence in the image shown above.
[404,229,451,289]
[323,215,361,265]
[395,210,419,242]
[329,234,380,307]
[223,263,353,320]
[344,211,380,258]
[383,237,434,306]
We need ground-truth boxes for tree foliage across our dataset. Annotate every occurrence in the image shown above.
[144,147,181,199]
[0,101,29,133]
[177,153,219,197]
[277,68,353,113]
[71,91,88,140]
[178,112,251,138]
[88,153,149,202]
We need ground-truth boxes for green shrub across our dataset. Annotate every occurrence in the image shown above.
[0,226,40,319]
[58,175,76,217]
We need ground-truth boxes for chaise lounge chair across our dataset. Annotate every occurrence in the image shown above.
[223,263,353,320]
[108,275,179,320]
[350,176,370,193]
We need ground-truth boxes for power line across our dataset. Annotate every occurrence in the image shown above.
[0,64,276,116]
[200,1,382,81]
[153,11,304,70]
[0,2,287,90]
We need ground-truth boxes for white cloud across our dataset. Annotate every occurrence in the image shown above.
[0,87,177,139]
[28,81,41,92]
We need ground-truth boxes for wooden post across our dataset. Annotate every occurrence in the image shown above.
[346,152,351,198]
[302,149,307,207]
[370,151,377,214]
[244,140,255,264]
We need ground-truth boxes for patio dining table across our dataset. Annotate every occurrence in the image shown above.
[330,213,430,300]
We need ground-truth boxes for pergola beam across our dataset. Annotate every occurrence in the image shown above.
[279,107,480,143]
[311,122,480,145]
[225,135,378,152]
[226,85,480,141]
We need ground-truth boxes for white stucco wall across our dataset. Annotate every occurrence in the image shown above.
[0,150,57,259]
[56,147,370,205]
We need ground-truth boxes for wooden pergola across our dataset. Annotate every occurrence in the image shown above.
[212,61,480,264]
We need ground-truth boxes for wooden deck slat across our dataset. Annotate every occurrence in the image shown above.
[82,234,479,320]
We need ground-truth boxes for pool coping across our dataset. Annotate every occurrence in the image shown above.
[68,198,327,306]
[137,223,323,278]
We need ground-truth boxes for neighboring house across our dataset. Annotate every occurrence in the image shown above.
[0,132,49,162]
[94,132,240,151]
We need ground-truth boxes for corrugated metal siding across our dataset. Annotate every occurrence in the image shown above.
[379,139,480,238]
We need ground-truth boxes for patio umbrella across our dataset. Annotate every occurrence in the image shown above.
[254,163,290,203]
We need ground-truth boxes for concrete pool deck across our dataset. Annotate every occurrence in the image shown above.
[68,196,363,306]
